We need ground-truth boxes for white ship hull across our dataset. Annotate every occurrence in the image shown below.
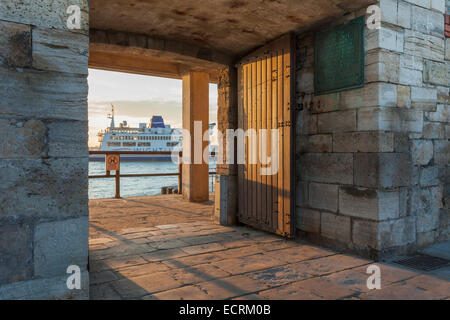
[89,154,176,162]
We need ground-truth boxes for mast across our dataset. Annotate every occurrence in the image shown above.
[108,104,115,129]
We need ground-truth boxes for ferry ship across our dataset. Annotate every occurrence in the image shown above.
[89,105,216,161]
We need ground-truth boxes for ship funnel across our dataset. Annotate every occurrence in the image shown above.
[150,116,165,129]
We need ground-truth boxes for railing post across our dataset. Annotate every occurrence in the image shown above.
[178,151,182,194]
[115,169,120,198]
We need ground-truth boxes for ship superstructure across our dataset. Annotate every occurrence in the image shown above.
[90,105,182,161]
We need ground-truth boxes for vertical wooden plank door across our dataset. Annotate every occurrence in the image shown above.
[237,34,295,238]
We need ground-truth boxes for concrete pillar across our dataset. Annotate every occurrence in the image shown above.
[182,71,210,202]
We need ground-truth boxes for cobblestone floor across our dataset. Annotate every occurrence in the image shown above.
[89,195,450,300]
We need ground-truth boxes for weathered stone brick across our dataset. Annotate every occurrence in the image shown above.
[379,217,416,248]
[33,28,89,75]
[0,224,33,285]
[296,134,332,153]
[352,219,379,250]
[420,166,440,186]
[423,60,450,86]
[295,181,308,207]
[321,212,351,242]
[357,108,423,133]
[398,1,412,28]
[366,26,404,53]
[411,186,443,216]
[0,66,88,120]
[403,0,430,9]
[399,66,423,86]
[446,38,450,60]
[426,104,450,122]
[397,85,411,108]
[411,140,434,165]
[436,86,450,104]
[423,121,445,138]
[333,132,394,153]
[0,20,31,67]
[411,86,438,111]
[295,110,317,135]
[411,5,445,37]
[317,110,356,133]
[34,216,89,278]
[366,49,399,83]
[404,30,445,60]
[0,158,88,220]
[0,0,89,33]
[295,208,320,233]
[341,83,397,108]
[354,153,413,188]
[47,121,88,158]
[0,119,46,159]
[339,186,400,221]
[433,140,450,165]
[430,0,446,13]
[297,153,353,184]
[309,182,338,212]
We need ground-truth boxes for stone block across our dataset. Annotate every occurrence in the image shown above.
[446,39,450,60]
[213,175,238,226]
[411,186,443,216]
[0,20,31,68]
[411,5,445,37]
[411,86,438,111]
[0,271,89,300]
[379,217,416,248]
[436,86,450,104]
[296,134,332,153]
[398,1,412,28]
[420,166,440,186]
[0,224,33,285]
[403,0,430,9]
[333,132,394,153]
[33,28,89,75]
[354,153,413,188]
[296,110,317,135]
[339,186,400,221]
[411,140,434,165]
[357,108,423,133]
[433,140,450,165]
[321,212,351,242]
[341,83,397,109]
[34,217,89,278]
[423,60,450,86]
[309,182,338,212]
[295,181,308,207]
[352,219,379,250]
[423,121,445,138]
[0,66,88,120]
[296,208,320,233]
[0,119,46,159]
[0,0,89,33]
[431,0,446,13]
[380,0,399,26]
[47,121,88,158]
[317,110,356,133]
[404,29,445,60]
[397,85,411,108]
[366,49,399,83]
[398,66,423,86]
[400,54,424,70]
[0,158,88,220]
[366,26,404,53]
[426,104,449,122]
[297,153,353,184]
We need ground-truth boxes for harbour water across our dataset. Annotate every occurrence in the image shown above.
[89,161,216,199]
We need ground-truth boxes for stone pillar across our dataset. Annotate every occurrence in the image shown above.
[182,71,210,202]
[0,1,89,299]
[213,67,238,225]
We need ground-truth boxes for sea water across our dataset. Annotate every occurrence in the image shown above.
[89,161,216,199]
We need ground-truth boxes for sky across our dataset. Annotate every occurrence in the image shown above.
[88,69,218,148]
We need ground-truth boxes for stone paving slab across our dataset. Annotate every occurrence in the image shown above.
[89,195,450,300]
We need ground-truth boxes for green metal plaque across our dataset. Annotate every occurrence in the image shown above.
[314,16,365,95]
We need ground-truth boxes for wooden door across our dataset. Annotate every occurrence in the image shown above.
[237,33,295,238]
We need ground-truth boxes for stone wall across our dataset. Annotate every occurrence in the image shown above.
[295,0,449,259]
[0,1,90,299]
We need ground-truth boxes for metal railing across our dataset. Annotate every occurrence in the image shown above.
[88,151,216,198]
